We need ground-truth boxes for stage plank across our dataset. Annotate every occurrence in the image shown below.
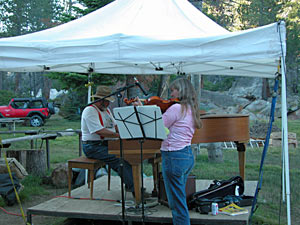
[27,176,256,224]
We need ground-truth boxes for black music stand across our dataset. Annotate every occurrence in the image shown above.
[113,105,166,224]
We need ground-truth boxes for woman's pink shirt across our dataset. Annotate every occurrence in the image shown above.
[161,103,195,151]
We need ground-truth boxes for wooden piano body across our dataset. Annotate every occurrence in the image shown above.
[108,114,249,204]
[108,139,161,204]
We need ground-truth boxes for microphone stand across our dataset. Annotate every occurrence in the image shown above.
[133,106,146,225]
[115,90,126,225]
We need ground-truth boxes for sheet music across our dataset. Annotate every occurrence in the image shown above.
[113,105,167,140]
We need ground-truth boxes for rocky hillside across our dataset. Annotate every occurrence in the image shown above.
[201,77,299,121]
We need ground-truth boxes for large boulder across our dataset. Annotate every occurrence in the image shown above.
[228,77,263,100]
[51,164,68,188]
[201,89,250,108]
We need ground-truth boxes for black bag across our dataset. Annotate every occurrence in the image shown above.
[191,176,244,202]
[0,173,21,206]
[188,176,252,214]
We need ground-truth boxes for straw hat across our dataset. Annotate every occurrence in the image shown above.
[91,85,115,102]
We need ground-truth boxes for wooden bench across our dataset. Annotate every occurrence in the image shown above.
[68,156,111,199]
[0,133,58,171]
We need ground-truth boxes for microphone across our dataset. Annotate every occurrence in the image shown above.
[134,77,148,96]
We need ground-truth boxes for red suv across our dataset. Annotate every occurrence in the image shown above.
[0,97,55,127]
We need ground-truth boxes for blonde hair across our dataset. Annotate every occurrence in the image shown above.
[169,77,202,129]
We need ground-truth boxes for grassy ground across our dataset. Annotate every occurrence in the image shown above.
[0,114,299,224]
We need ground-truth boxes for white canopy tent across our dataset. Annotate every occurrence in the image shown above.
[0,0,285,78]
[0,0,290,223]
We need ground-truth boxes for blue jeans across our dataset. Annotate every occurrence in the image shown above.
[161,146,194,225]
[83,140,134,192]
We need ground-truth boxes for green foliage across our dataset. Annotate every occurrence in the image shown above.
[21,174,42,186]
[19,175,49,201]
[0,90,15,105]
[47,72,88,92]
[234,0,299,95]
[76,0,114,15]
[57,94,82,121]
[202,0,237,29]
[47,72,122,98]
[203,76,235,91]
[237,0,282,28]
[147,75,178,96]
[277,0,300,93]
[46,72,123,120]
[147,76,161,96]
[0,197,5,207]
[0,0,63,36]
[202,0,299,98]
[59,0,114,21]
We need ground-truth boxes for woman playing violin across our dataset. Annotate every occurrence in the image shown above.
[134,77,201,225]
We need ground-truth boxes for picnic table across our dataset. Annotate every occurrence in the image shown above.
[0,129,82,156]
[0,133,57,170]
[0,118,25,134]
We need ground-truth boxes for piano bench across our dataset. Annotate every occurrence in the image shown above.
[68,156,111,199]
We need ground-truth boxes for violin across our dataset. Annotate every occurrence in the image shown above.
[124,96,180,113]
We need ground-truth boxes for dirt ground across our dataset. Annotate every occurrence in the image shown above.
[0,187,68,225]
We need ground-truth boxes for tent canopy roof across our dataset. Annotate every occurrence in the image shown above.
[0,0,286,78]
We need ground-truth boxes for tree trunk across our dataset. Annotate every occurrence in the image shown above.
[14,72,22,94]
[42,74,52,100]
[159,75,170,99]
[33,72,37,97]
[0,71,4,90]
[26,150,46,176]
[6,150,27,169]
[191,74,201,105]
[261,78,270,100]
[191,74,202,153]
[207,143,223,163]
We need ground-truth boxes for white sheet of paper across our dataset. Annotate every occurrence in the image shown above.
[113,105,167,140]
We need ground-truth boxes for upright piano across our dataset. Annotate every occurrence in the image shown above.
[108,114,249,204]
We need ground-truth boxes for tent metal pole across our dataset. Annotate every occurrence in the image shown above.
[87,73,92,103]
[281,56,291,225]
[87,63,95,104]
[282,141,285,202]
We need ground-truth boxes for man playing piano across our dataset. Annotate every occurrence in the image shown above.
[81,85,135,195]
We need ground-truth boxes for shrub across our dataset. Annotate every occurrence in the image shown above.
[0,90,15,105]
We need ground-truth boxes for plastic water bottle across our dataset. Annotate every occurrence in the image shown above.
[235,186,240,196]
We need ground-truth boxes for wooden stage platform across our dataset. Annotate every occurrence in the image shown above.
[27,176,257,225]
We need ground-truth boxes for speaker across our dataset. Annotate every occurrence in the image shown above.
[158,172,196,209]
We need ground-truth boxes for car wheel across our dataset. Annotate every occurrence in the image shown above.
[30,115,44,127]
